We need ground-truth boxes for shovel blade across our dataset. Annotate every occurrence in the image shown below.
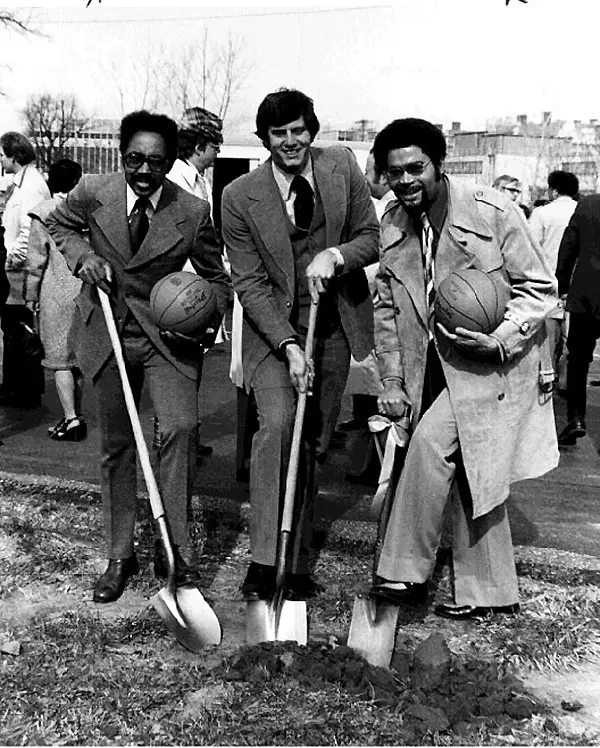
[151,584,222,653]
[245,598,307,645]
[347,596,399,668]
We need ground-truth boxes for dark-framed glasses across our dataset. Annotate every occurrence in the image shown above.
[386,159,431,181]
[123,152,168,171]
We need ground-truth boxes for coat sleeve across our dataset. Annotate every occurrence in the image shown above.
[23,215,50,303]
[221,185,298,352]
[486,200,558,362]
[335,149,380,271]
[556,201,581,295]
[374,264,404,383]
[187,200,232,321]
[46,176,97,276]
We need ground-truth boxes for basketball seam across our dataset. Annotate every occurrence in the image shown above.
[458,274,493,331]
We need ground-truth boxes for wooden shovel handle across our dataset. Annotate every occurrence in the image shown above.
[279,297,319,540]
[98,289,166,523]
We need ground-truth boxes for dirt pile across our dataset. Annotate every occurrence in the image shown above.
[212,635,546,739]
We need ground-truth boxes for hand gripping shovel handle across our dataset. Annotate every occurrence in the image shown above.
[275,297,319,589]
[98,290,176,575]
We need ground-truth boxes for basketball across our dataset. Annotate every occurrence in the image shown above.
[150,271,217,336]
[434,269,510,335]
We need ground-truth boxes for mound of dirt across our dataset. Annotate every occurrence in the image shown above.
[212,635,545,736]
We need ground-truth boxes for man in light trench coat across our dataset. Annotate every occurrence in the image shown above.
[369,118,559,620]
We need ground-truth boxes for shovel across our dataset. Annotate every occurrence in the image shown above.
[99,289,222,652]
[246,297,319,646]
[347,410,411,668]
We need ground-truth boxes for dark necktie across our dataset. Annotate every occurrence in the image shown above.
[291,175,314,231]
[420,212,435,338]
[129,197,150,253]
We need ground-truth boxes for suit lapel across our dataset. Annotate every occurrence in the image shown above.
[435,178,489,281]
[93,173,132,262]
[380,205,428,327]
[312,148,345,246]
[247,161,295,295]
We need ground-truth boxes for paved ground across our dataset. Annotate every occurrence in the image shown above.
[1,335,600,560]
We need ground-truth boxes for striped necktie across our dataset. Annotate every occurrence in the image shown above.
[420,212,435,336]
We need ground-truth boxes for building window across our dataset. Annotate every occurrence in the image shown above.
[444,160,483,175]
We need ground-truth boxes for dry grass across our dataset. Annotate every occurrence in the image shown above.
[1,476,599,746]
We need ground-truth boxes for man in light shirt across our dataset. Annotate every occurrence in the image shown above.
[168,107,223,210]
[529,170,579,393]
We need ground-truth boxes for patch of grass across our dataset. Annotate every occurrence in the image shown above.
[2,481,600,745]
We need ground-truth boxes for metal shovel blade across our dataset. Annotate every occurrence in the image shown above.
[151,584,222,653]
[347,595,399,668]
[245,597,308,646]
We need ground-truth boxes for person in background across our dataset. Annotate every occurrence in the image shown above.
[339,149,393,434]
[529,170,579,395]
[165,106,225,458]
[24,159,86,441]
[369,117,558,621]
[222,88,379,601]
[47,110,230,604]
[0,131,50,409]
[492,174,522,202]
[555,187,600,446]
[342,149,394,486]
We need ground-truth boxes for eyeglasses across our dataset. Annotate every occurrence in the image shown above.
[503,186,521,195]
[385,160,431,181]
[123,152,168,171]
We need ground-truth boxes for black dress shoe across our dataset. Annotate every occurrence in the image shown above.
[197,443,213,457]
[283,573,325,601]
[153,542,200,587]
[370,579,428,606]
[434,602,520,621]
[93,557,139,603]
[241,562,276,601]
[558,417,587,446]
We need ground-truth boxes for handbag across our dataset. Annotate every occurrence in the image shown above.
[19,320,44,362]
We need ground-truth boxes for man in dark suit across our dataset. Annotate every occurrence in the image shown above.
[556,193,600,446]
[47,110,231,603]
[221,89,379,601]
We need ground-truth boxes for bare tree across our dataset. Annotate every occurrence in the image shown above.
[23,93,89,170]
[0,9,41,35]
[99,29,252,123]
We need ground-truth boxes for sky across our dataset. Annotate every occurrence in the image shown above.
[0,0,598,138]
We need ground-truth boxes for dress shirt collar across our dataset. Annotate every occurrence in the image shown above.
[126,183,162,215]
[271,157,315,201]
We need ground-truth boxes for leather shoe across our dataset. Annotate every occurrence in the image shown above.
[283,573,325,601]
[153,542,200,587]
[93,557,139,603]
[434,602,520,621]
[370,578,428,606]
[558,417,586,446]
[197,443,213,457]
[241,561,276,601]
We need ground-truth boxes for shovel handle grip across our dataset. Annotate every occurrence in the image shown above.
[98,289,165,523]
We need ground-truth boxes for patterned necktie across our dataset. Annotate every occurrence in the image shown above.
[420,212,435,336]
[129,197,150,253]
[291,175,314,231]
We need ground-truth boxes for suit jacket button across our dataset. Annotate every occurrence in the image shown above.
[394,306,401,315]
[498,392,505,401]
[286,301,291,307]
